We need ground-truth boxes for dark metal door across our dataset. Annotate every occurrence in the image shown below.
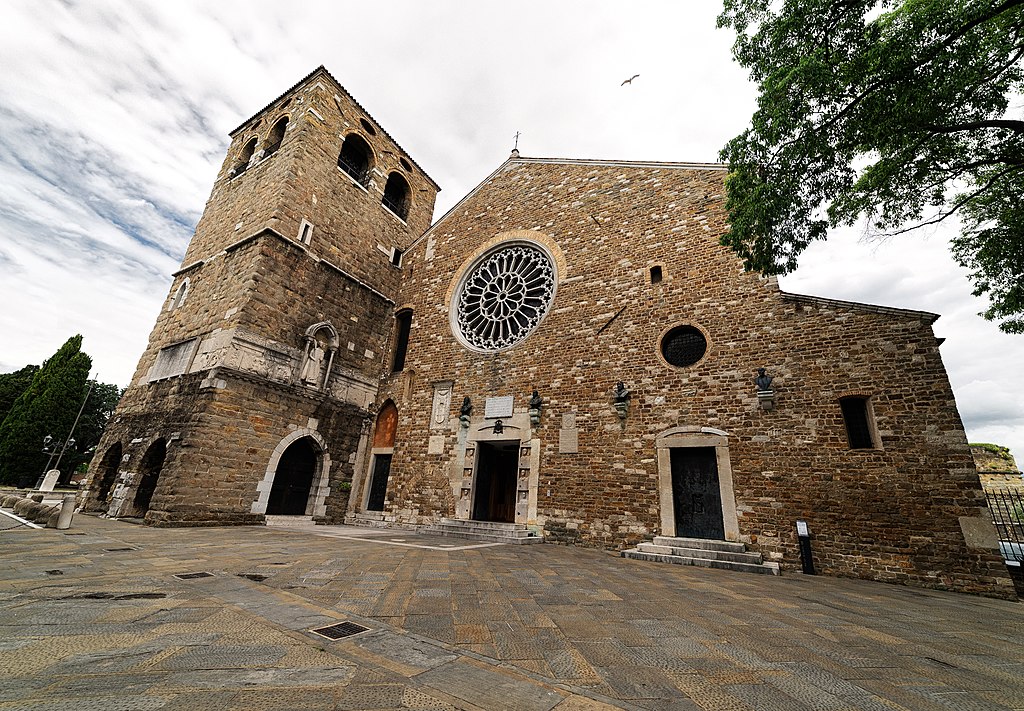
[671,447,725,539]
[366,454,392,511]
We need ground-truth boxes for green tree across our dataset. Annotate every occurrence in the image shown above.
[0,336,92,486]
[718,0,1024,332]
[0,365,39,423]
[60,380,123,481]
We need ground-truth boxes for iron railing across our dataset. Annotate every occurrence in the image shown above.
[985,487,1024,563]
[337,156,369,186]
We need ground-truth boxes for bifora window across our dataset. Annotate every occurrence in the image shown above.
[453,242,556,351]
[660,325,707,367]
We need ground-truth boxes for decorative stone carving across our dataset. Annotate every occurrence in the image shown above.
[300,322,339,391]
[431,381,453,430]
[453,243,556,351]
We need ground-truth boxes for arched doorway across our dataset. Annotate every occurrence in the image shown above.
[266,437,320,515]
[132,438,166,516]
[366,401,397,511]
[89,442,122,512]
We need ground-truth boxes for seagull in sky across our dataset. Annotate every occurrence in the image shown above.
[621,74,639,86]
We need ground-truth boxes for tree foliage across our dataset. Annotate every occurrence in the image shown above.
[0,365,39,423]
[0,336,92,486]
[718,0,1024,332]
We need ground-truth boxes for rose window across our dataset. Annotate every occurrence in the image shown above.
[454,244,556,351]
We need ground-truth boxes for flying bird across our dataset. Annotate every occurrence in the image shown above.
[621,74,639,86]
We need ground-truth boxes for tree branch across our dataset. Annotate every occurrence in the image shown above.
[878,164,1023,237]
[924,119,1024,135]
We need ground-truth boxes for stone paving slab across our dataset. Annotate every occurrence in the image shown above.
[0,515,1022,710]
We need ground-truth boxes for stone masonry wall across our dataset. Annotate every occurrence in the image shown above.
[373,158,1011,598]
[85,370,367,526]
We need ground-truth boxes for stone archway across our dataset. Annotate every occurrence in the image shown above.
[252,429,331,518]
[87,442,122,513]
[266,438,319,515]
[132,438,167,517]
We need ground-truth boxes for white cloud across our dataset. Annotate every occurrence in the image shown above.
[0,0,1020,463]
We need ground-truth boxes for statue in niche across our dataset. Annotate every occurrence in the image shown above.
[459,396,472,429]
[755,368,774,393]
[301,338,326,386]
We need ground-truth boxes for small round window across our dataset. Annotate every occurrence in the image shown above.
[661,325,707,367]
[452,242,556,352]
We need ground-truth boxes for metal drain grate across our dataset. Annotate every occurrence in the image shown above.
[237,573,268,582]
[310,621,370,640]
[104,547,137,552]
[173,571,214,580]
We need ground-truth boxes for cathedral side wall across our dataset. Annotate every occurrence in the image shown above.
[375,160,1010,597]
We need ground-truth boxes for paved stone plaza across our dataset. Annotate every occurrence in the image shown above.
[0,516,1021,710]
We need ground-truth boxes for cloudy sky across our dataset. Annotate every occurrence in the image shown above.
[0,0,1021,460]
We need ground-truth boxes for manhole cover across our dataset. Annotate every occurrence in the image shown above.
[173,572,214,580]
[104,547,137,552]
[237,573,268,582]
[45,570,64,576]
[310,621,370,640]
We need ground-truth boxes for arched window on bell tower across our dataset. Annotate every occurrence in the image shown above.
[337,133,373,186]
[264,116,288,157]
[382,172,411,221]
[232,136,258,177]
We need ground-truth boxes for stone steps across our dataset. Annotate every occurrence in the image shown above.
[264,514,316,527]
[430,518,543,545]
[344,512,394,528]
[622,536,780,576]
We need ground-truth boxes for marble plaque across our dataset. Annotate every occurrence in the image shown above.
[484,395,514,419]
[428,435,445,454]
[561,413,576,429]
[559,429,579,454]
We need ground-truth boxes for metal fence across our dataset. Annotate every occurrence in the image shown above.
[985,487,1024,563]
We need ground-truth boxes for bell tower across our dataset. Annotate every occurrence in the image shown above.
[83,67,439,526]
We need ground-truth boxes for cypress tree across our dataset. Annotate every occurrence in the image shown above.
[0,336,92,486]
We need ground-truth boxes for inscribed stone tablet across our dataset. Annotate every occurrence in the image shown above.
[428,435,445,454]
[484,395,514,419]
[559,429,579,454]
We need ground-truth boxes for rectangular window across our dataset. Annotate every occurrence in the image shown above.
[298,220,313,245]
[149,339,197,381]
[392,311,412,372]
[840,396,875,449]
[391,248,403,268]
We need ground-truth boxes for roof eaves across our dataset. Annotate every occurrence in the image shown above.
[781,291,940,323]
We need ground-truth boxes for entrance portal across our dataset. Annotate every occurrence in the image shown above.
[366,454,392,511]
[266,437,318,515]
[472,441,519,523]
[670,447,725,539]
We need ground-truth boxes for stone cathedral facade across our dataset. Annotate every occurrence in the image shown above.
[82,67,1013,597]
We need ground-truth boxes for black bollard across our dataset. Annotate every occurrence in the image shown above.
[796,520,815,575]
